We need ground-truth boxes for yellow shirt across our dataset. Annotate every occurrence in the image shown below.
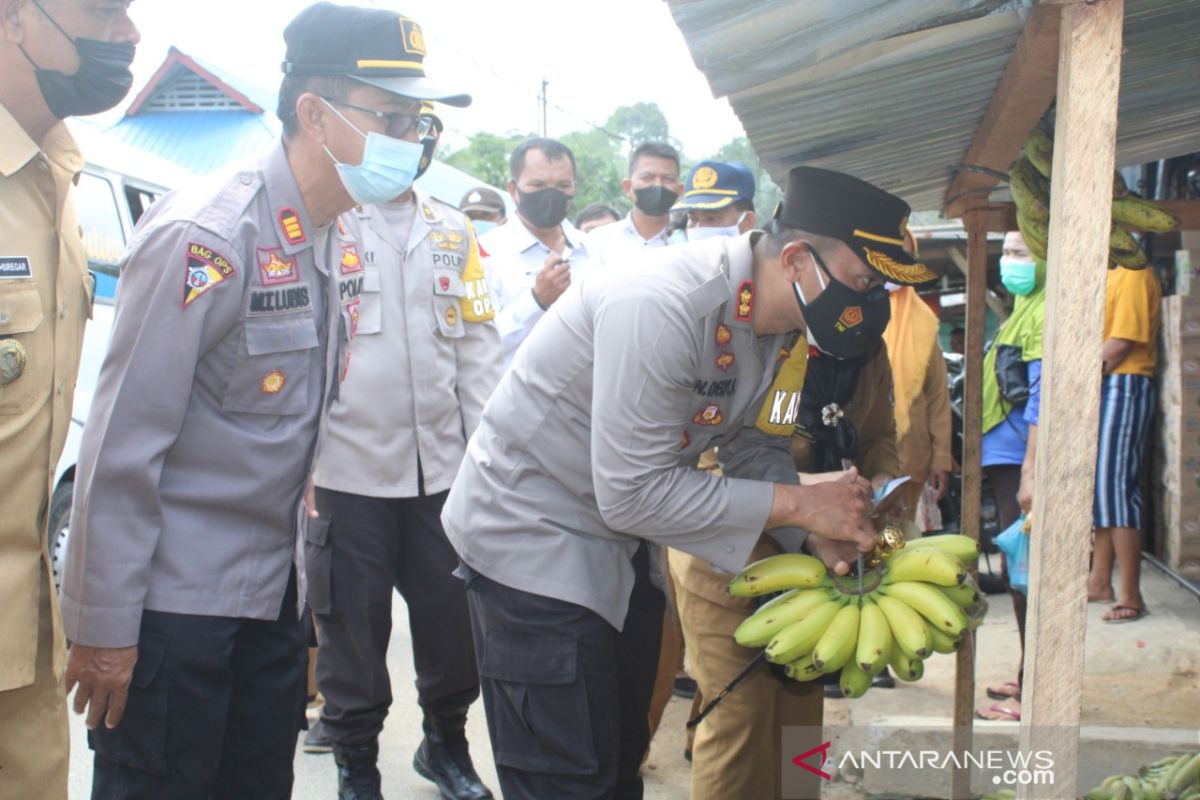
[0,103,90,690]
[1104,266,1161,377]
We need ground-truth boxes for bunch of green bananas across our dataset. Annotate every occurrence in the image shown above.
[1086,752,1200,800]
[726,535,986,698]
[1011,127,1179,269]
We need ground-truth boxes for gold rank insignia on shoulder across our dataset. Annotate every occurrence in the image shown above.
[261,370,286,394]
[735,280,753,321]
[715,352,734,371]
[279,208,306,245]
[715,324,732,346]
[0,338,28,385]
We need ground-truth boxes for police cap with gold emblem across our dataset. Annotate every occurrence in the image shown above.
[282,2,471,107]
[775,166,937,285]
[674,160,756,211]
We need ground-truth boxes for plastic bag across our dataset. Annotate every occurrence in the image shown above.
[994,515,1030,595]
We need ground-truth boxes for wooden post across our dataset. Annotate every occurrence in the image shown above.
[952,209,988,799]
[1019,2,1124,799]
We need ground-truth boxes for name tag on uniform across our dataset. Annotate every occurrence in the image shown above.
[0,257,32,279]
[247,282,313,316]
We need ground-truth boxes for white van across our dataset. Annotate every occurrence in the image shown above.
[47,122,189,588]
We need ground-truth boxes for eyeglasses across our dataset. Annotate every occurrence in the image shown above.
[320,97,433,140]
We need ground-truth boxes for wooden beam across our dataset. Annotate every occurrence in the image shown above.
[951,209,988,800]
[948,247,1011,323]
[944,6,1061,218]
[1019,3,1124,799]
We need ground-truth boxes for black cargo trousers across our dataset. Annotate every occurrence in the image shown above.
[306,487,480,744]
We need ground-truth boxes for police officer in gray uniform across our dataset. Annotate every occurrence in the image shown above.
[58,5,457,797]
[443,166,935,799]
[303,40,497,799]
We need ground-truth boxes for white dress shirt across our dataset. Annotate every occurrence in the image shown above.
[480,218,596,366]
[587,211,684,267]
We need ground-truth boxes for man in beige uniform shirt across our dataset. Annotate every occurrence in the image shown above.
[0,1,138,797]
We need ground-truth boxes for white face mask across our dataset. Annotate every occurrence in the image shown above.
[685,212,747,243]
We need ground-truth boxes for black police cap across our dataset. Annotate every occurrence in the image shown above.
[775,166,936,285]
[282,3,470,108]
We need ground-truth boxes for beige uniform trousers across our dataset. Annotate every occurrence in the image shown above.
[0,569,68,800]
[670,545,824,800]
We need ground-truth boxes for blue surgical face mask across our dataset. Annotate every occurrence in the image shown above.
[1000,255,1038,296]
[323,99,424,206]
[471,219,498,236]
[685,212,747,243]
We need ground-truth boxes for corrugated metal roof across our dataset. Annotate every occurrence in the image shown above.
[108,111,277,176]
[668,0,1200,212]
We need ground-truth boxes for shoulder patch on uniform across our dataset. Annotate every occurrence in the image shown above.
[735,280,754,322]
[279,208,307,245]
[183,242,236,307]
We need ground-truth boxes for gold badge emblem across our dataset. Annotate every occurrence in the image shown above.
[692,166,718,190]
[445,306,458,326]
[715,324,732,346]
[261,370,286,394]
[715,352,735,371]
[836,306,864,332]
[692,404,724,426]
[0,338,27,385]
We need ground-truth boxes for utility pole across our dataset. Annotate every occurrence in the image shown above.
[539,78,548,136]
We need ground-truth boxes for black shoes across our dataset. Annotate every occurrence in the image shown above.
[412,711,494,800]
[332,741,383,800]
[303,718,333,754]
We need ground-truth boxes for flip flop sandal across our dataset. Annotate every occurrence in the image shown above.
[975,702,1021,722]
[1103,605,1148,624]
[986,681,1022,701]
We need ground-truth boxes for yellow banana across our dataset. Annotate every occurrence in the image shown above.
[1017,210,1048,260]
[765,598,844,664]
[1112,195,1179,233]
[881,580,970,638]
[905,534,981,564]
[1010,157,1051,222]
[875,594,931,659]
[785,655,824,682]
[812,602,860,673]
[1022,129,1054,179]
[888,644,925,682]
[937,583,981,609]
[734,587,841,647]
[927,620,961,654]
[855,599,893,674]
[881,549,967,587]
[839,659,872,699]
[728,553,828,597]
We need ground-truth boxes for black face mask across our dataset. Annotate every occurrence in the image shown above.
[634,185,678,217]
[20,0,135,119]
[793,246,890,360]
[517,188,573,229]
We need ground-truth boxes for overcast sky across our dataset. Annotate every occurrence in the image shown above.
[120,0,748,158]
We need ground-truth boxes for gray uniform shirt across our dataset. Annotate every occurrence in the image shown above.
[61,141,349,648]
[313,192,502,497]
[442,232,807,630]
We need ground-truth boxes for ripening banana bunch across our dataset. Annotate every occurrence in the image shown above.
[1085,751,1200,800]
[726,534,986,699]
[1011,127,1179,269]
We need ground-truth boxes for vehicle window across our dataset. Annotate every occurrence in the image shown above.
[75,172,126,281]
[125,185,160,226]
